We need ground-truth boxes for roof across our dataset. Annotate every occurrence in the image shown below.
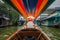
[0,16,10,20]
[42,9,55,14]
[40,13,59,21]
[3,17,10,20]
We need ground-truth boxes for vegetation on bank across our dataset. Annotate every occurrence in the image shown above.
[41,26,60,40]
[0,1,20,24]
[0,26,18,40]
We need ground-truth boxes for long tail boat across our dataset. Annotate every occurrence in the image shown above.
[3,0,55,40]
[6,28,51,40]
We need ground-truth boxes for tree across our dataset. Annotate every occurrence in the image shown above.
[0,2,19,24]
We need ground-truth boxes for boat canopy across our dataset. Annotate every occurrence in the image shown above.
[3,0,55,20]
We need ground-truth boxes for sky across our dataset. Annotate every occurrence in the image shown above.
[0,0,4,3]
[48,0,60,9]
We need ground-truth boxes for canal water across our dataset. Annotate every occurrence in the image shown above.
[41,26,60,40]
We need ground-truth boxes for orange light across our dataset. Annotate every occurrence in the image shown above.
[10,0,48,20]
[34,0,48,19]
[11,0,28,19]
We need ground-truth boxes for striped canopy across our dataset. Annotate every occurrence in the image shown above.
[3,0,55,19]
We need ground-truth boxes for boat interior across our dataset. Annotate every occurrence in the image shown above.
[7,28,50,40]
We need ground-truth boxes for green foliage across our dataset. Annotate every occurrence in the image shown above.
[41,26,60,40]
[0,26,18,40]
[0,2,19,23]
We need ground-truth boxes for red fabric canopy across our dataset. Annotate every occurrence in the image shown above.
[11,0,48,19]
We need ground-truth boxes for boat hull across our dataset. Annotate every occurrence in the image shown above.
[7,28,51,40]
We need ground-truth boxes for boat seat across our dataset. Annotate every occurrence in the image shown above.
[17,28,41,40]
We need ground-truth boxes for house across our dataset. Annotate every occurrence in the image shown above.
[0,12,10,27]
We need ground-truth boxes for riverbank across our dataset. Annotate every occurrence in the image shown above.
[0,26,18,40]
[41,26,60,40]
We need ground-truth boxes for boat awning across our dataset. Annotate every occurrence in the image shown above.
[3,0,55,19]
